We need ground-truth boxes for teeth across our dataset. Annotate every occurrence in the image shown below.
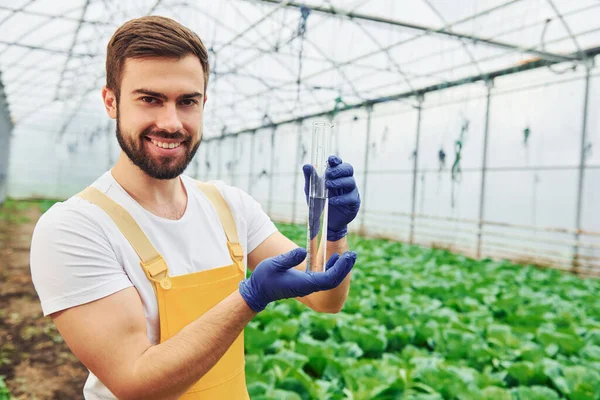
[151,139,181,149]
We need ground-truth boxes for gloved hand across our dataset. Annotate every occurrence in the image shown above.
[303,156,361,242]
[239,248,357,312]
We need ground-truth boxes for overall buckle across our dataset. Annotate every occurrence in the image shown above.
[140,255,171,289]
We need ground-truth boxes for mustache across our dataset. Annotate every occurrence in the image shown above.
[141,127,188,142]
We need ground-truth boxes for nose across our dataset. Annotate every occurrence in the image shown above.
[155,103,183,133]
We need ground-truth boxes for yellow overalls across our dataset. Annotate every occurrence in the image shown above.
[77,181,250,399]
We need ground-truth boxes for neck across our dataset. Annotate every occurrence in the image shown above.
[111,152,188,220]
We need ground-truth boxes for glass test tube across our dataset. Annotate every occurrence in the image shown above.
[306,121,333,273]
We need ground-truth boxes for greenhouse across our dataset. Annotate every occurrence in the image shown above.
[0,0,599,399]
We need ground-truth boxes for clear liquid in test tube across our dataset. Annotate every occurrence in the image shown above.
[306,121,333,273]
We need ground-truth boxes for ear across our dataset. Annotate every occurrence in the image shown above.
[203,93,208,107]
[102,86,117,119]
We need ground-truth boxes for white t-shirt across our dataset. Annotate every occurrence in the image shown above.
[29,171,277,399]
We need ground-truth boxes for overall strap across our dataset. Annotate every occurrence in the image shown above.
[76,187,169,282]
[195,182,244,266]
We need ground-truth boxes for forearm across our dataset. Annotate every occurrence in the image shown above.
[126,291,256,400]
[306,236,352,313]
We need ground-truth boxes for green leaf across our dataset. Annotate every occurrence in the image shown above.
[487,324,521,348]
[247,381,270,397]
[300,312,338,340]
[335,341,364,359]
[254,389,303,400]
[263,350,309,376]
[386,325,416,352]
[278,319,300,340]
[542,358,570,395]
[536,328,585,355]
[438,329,483,361]
[586,329,600,346]
[511,385,560,400]
[562,366,600,400]
[480,386,511,400]
[246,367,277,387]
[295,335,335,378]
[476,366,507,389]
[339,321,388,358]
[403,393,443,400]
[341,359,401,399]
[245,323,278,354]
[580,345,600,362]
[414,365,480,399]
[256,303,290,326]
[507,361,536,386]
[519,342,545,362]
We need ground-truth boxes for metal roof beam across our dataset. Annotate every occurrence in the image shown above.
[0,40,95,57]
[0,0,40,31]
[54,0,91,101]
[214,0,290,53]
[205,45,600,141]
[250,0,580,63]
[0,5,111,25]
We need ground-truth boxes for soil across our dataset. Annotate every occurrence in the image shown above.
[0,204,88,399]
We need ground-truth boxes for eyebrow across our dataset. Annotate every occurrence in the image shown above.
[132,89,203,101]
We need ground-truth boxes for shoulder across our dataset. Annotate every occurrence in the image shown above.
[183,176,254,210]
[32,198,108,249]
[30,185,132,317]
[32,172,117,244]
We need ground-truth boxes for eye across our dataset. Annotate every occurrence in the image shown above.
[180,99,198,106]
[141,96,158,104]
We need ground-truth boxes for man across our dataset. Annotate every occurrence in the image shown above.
[30,16,360,400]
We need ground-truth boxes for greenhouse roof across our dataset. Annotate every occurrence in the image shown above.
[0,0,599,139]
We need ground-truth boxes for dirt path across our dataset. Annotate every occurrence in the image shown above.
[0,204,88,399]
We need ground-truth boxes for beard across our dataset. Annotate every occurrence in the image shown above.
[115,113,201,180]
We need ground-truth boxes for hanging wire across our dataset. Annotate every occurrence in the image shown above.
[540,18,578,75]
[451,117,469,209]
[419,172,426,214]
[273,3,287,51]
[438,148,446,171]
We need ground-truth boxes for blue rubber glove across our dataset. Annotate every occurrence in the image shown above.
[303,156,361,242]
[239,248,357,313]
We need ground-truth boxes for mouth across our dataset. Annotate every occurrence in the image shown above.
[144,136,187,154]
[148,138,183,149]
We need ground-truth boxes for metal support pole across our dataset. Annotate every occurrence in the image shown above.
[217,138,222,181]
[231,135,238,187]
[248,131,256,196]
[477,79,494,259]
[360,106,373,235]
[409,96,424,244]
[292,121,303,224]
[268,127,276,217]
[0,80,11,206]
[573,64,593,273]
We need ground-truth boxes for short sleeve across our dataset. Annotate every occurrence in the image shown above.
[30,204,133,316]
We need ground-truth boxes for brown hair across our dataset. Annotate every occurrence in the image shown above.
[106,16,210,99]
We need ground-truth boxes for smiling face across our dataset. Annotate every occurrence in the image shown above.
[108,55,206,180]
